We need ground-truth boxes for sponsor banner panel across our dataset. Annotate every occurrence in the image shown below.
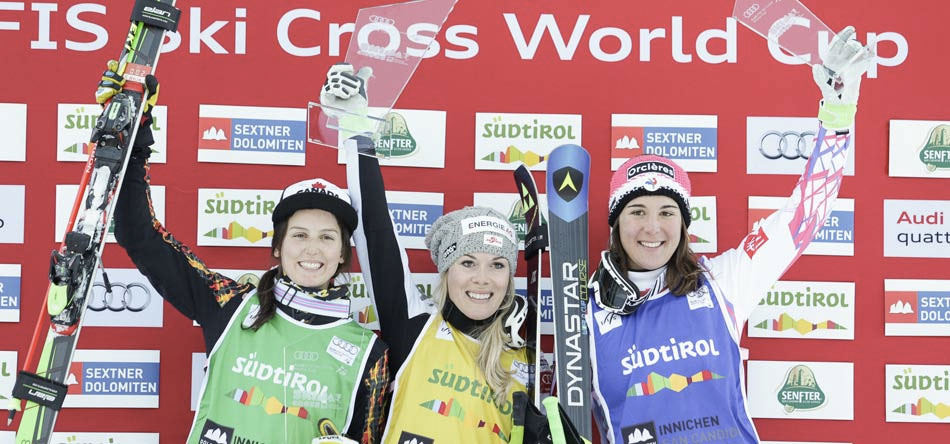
[191,352,206,411]
[475,113,582,171]
[883,199,950,258]
[884,279,950,336]
[886,364,950,423]
[0,185,25,244]
[749,281,855,340]
[83,268,164,328]
[197,188,281,247]
[611,114,718,172]
[0,264,21,322]
[472,192,549,251]
[0,103,26,162]
[336,108,447,168]
[747,360,854,420]
[748,197,854,256]
[197,104,306,166]
[386,191,443,250]
[889,119,950,178]
[514,276,553,335]
[64,349,160,408]
[689,196,717,253]
[746,116,855,176]
[0,351,15,401]
[56,185,166,243]
[57,103,167,163]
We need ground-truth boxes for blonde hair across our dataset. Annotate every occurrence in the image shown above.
[435,272,517,406]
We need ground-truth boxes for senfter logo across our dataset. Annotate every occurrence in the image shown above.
[777,364,826,412]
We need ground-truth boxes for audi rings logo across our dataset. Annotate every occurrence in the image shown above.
[89,281,152,312]
[758,131,816,160]
[0,218,4,228]
[742,3,760,18]
[293,350,320,361]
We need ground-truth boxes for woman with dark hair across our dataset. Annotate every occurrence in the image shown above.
[586,28,872,443]
[108,70,388,443]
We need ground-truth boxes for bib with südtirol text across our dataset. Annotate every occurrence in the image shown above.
[383,315,530,444]
[187,292,377,444]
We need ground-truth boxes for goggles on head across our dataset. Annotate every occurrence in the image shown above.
[591,250,648,316]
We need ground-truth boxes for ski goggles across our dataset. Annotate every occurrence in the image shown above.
[591,250,648,316]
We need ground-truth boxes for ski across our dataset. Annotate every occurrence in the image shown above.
[545,144,592,440]
[513,164,548,406]
[9,1,180,442]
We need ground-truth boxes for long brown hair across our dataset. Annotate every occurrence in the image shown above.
[608,218,704,296]
[244,212,353,330]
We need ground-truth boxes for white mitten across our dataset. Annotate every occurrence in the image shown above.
[320,63,376,135]
[812,26,873,129]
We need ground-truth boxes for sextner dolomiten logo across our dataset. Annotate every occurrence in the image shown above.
[777,364,826,413]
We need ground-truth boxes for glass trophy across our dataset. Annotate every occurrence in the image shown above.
[732,0,834,66]
[308,0,459,157]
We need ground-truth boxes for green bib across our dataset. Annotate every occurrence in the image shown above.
[188,292,376,444]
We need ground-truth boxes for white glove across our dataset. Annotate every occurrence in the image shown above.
[312,435,359,444]
[812,26,873,129]
[320,63,374,135]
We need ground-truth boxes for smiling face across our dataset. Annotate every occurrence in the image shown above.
[445,252,511,321]
[273,209,345,289]
[616,195,684,271]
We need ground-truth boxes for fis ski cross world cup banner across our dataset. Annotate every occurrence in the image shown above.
[884,279,950,336]
[883,199,950,258]
[747,360,854,420]
[197,188,281,247]
[746,116,855,176]
[889,120,950,178]
[57,104,168,163]
[688,196,718,253]
[886,364,950,423]
[611,114,718,172]
[55,185,166,243]
[0,264,20,322]
[475,113,582,171]
[64,350,160,408]
[0,103,25,162]
[336,108,448,168]
[386,190,444,250]
[748,197,855,256]
[198,104,306,166]
[749,281,855,340]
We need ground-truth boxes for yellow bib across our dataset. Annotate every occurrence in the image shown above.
[383,315,530,444]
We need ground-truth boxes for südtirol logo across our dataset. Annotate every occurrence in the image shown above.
[751,281,853,339]
[887,365,950,422]
[201,191,277,244]
[777,365,826,413]
[919,124,950,172]
[507,197,547,245]
[621,421,658,444]
[475,113,581,170]
[374,112,418,158]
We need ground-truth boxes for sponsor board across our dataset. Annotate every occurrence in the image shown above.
[889,119,950,178]
[747,360,853,420]
[0,103,26,162]
[0,185,24,244]
[57,103,167,163]
[883,199,950,258]
[749,281,855,340]
[886,364,950,423]
[83,268,164,328]
[345,272,440,330]
[514,276,553,335]
[198,104,305,166]
[472,192,549,250]
[0,264,20,322]
[336,108,447,168]
[191,352,206,411]
[64,349,160,408]
[56,185,166,243]
[688,196,717,253]
[748,197,854,256]
[0,351,15,402]
[884,279,950,336]
[386,190,443,250]
[611,114,717,172]
[197,188,281,247]
[475,113,582,171]
[746,116,855,176]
